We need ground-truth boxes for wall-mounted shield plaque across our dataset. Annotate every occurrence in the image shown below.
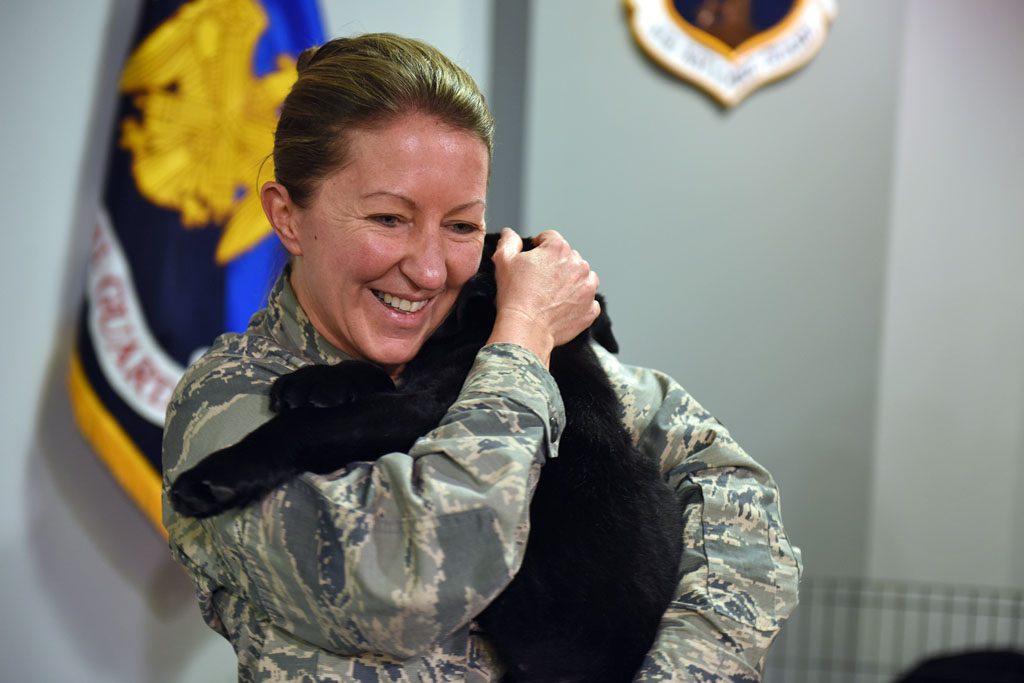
[626,0,837,107]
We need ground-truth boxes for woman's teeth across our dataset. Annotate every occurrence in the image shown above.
[375,290,427,313]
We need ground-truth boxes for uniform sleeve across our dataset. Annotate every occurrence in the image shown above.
[162,341,564,660]
[593,345,802,682]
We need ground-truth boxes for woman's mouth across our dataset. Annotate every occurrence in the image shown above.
[373,290,429,313]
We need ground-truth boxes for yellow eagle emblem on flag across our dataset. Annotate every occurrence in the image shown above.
[118,0,296,264]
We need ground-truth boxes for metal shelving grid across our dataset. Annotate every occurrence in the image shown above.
[763,577,1024,682]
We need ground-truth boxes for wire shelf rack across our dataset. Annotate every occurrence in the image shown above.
[763,577,1024,682]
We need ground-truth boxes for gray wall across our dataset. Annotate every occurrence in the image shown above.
[518,0,905,578]
[1,0,1021,680]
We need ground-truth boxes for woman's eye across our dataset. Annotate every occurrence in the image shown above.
[372,215,400,227]
[450,222,479,235]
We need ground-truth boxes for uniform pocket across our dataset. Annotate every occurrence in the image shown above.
[681,467,796,633]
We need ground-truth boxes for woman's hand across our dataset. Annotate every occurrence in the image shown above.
[487,228,600,367]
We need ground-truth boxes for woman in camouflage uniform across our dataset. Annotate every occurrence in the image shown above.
[162,33,801,682]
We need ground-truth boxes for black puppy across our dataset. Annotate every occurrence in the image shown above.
[171,234,684,682]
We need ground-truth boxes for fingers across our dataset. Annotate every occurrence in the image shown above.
[531,229,563,246]
[534,233,589,274]
[526,230,600,293]
[582,271,601,328]
[487,229,603,359]
[494,227,524,263]
[563,245,598,298]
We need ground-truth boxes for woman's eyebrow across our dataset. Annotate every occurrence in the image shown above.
[362,191,417,207]
[450,199,487,212]
[362,192,485,212]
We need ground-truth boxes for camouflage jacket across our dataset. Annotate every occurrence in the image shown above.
[162,271,802,682]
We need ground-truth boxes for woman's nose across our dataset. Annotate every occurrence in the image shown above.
[402,227,446,291]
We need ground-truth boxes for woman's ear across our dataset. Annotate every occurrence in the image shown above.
[261,181,303,257]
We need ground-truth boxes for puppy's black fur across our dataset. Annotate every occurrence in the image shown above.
[170,234,684,682]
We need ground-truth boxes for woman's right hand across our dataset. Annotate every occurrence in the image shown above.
[487,228,600,367]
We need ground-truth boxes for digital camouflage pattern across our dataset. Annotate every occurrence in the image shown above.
[163,270,802,682]
[593,343,803,681]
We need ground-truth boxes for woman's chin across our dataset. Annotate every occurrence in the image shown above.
[362,342,424,376]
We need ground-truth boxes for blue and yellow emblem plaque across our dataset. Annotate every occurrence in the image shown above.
[626,0,837,106]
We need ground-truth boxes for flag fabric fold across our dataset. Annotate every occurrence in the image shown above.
[69,0,325,534]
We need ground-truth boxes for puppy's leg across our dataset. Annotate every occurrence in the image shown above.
[271,361,396,412]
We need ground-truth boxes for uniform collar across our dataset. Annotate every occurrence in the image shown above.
[259,265,353,366]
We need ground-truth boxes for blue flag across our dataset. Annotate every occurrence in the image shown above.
[69,0,325,533]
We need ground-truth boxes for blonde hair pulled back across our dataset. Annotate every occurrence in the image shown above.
[274,33,494,207]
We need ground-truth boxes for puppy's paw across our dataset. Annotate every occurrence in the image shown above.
[169,469,246,518]
[168,436,296,518]
[169,459,251,518]
[271,361,396,412]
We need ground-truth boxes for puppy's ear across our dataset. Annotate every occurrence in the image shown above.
[483,231,535,259]
[482,232,502,261]
[590,294,619,354]
[432,269,497,340]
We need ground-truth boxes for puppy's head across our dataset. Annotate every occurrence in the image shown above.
[430,232,619,355]
[429,232,509,341]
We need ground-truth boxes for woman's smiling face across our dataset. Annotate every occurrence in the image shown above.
[270,112,489,378]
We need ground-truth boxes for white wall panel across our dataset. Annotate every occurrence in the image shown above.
[867,0,1024,588]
